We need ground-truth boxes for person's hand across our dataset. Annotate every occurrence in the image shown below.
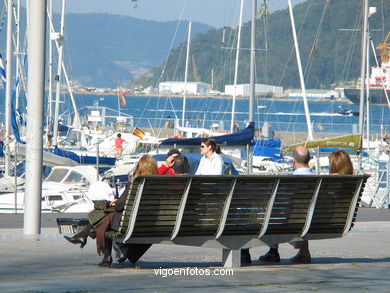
[109,199,118,206]
[165,155,176,168]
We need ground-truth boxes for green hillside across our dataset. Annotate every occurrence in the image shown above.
[0,11,212,88]
[132,0,390,91]
[63,14,212,87]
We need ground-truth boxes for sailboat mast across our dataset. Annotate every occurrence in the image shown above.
[4,0,14,175]
[47,0,53,134]
[249,0,256,123]
[365,28,370,151]
[182,21,191,127]
[358,0,369,171]
[230,0,244,133]
[287,0,313,141]
[53,0,66,146]
[246,0,256,175]
[46,10,81,129]
[15,0,21,109]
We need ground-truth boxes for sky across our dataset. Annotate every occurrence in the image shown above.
[53,0,306,28]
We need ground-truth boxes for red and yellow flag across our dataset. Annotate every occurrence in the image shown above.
[132,127,145,139]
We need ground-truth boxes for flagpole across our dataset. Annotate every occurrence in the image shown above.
[118,85,121,117]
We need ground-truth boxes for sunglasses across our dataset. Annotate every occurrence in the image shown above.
[200,145,206,148]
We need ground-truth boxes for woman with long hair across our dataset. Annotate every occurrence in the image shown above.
[64,154,158,267]
[329,150,354,174]
[195,138,224,175]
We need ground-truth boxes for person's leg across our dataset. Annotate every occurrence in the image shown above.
[290,240,311,263]
[64,223,93,248]
[98,238,113,267]
[259,244,280,262]
[96,213,115,267]
[241,248,251,264]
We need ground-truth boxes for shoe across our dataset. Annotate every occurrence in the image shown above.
[98,256,113,267]
[64,235,87,248]
[113,240,127,264]
[241,249,252,265]
[290,249,311,264]
[259,249,281,262]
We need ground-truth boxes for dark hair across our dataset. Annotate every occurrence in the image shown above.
[172,155,190,174]
[293,146,310,165]
[201,138,221,154]
[117,133,121,138]
[329,150,354,175]
[166,148,181,159]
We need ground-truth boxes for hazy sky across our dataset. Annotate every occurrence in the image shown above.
[53,0,306,28]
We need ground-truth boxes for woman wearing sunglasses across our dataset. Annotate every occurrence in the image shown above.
[195,138,224,175]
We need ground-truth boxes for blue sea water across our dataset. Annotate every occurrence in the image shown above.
[5,91,390,135]
[71,94,390,135]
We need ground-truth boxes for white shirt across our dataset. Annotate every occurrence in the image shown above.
[293,167,313,175]
[195,152,224,175]
[87,181,116,201]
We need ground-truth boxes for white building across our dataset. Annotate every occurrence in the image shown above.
[159,81,210,95]
[224,84,283,97]
[288,89,343,99]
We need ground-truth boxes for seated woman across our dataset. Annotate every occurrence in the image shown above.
[111,155,192,265]
[291,149,354,263]
[329,149,354,175]
[64,154,158,267]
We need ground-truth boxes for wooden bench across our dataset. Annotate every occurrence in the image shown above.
[110,174,368,267]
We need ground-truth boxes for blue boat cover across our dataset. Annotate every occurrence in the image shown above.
[53,146,116,165]
[253,137,283,160]
[161,122,255,146]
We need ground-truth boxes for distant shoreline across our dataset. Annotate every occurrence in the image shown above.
[73,91,351,104]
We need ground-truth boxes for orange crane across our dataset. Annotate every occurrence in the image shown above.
[376,31,390,63]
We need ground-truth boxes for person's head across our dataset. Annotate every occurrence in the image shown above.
[188,116,191,120]
[293,145,310,168]
[172,155,190,174]
[329,150,354,174]
[166,148,181,159]
[200,138,221,155]
[133,154,158,177]
[117,133,121,138]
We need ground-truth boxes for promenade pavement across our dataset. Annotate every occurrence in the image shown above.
[0,209,389,292]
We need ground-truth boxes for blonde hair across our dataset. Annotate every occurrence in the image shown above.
[329,150,353,175]
[133,154,158,176]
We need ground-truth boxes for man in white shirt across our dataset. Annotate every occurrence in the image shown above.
[257,145,313,264]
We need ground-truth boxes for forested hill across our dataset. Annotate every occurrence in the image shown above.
[63,14,212,87]
[132,0,390,91]
[0,11,212,88]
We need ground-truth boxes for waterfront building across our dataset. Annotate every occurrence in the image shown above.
[224,83,283,97]
[159,81,210,95]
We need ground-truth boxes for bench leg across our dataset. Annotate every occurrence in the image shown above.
[222,249,241,268]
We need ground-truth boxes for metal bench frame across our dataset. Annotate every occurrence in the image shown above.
[114,174,368,267]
